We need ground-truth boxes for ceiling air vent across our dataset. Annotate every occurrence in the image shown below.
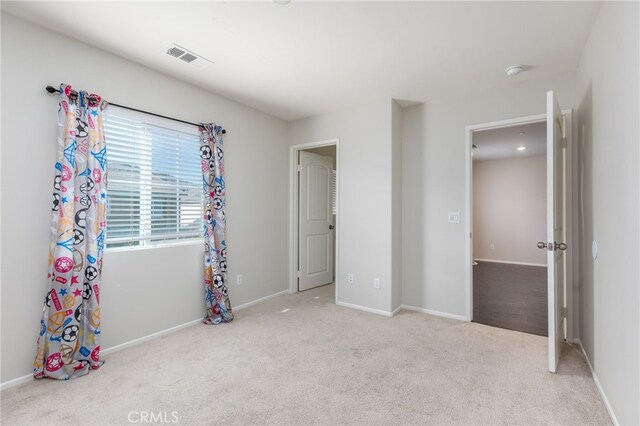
[165,44,212,70]
[166,46,185,58]
[180,53,198,63]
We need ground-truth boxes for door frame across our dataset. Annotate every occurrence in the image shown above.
[289,139,340,304]
[464,111,574,342]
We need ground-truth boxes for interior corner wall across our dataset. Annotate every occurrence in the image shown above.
[473,156,547,265]
[401,72,576,318]
[575,2,640,424]
[0,13,289,384]
[287,100,394,314]
[391,101,403,311]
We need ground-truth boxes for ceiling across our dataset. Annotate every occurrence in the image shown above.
[472,121,546,161]
[2,1,601,121]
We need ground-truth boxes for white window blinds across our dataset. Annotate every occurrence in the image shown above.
[331,169,337,216]
[104,106,203,249]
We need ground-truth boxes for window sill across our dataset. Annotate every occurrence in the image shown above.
[104,238,203,254]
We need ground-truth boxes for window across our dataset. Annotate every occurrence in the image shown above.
[104,106,203,249]
[331,169,337,216]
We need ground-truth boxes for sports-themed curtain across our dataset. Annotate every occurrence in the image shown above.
[199,123,233,324]
[34,84,107,379]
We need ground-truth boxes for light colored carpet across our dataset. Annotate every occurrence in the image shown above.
[1,284,610,425]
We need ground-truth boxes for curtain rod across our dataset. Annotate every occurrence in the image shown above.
[45,85,226,134]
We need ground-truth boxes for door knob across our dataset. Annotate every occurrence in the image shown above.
[329,225,334,230]
[537,242,548,249]
[554,242,568,251]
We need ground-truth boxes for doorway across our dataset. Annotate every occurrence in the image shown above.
[465,101,574,373]
[471,121,548,336]
[289,140,339,302]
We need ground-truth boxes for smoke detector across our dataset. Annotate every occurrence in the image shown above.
[165,44,213,70]
[505,65,524,77]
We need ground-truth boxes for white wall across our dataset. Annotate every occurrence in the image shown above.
[401,72,576,317]
[0,14,289,384]
[288,100,394,313]
[304,146,336,167]
[473,155,546,265]
[575,2,639,424]
[391,101,403,311]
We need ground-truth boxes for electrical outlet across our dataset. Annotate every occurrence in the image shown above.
[348,273,354,284]
[374,278,380,289]
[489,244,495,250]
[236,274,243,285]
[448,212,461,224]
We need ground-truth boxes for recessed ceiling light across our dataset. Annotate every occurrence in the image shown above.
[505,65,524,77]
[518,132,525,135]
[517,146,527,151]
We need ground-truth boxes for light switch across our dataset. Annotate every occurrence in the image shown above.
[448,212,461,224]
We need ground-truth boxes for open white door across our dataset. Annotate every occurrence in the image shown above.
[298,151,334,291]
[544,90,567,373]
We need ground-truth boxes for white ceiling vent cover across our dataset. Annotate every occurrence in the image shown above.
[165,44,213,70]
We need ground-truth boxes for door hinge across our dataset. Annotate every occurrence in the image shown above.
[562,307,567,318]
[297,165,301,173]
[296,270,301,278]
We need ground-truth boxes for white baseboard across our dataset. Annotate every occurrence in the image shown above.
[101,318,203,357]
[474,258,547,267]
[1,289,290,392]
[390,304,403,317]
[574,338,619,426]
[1,318,202,392]
[0,373,33,392]
[337,301,394,317]
[400,304,467,321]
[233,290,290,311]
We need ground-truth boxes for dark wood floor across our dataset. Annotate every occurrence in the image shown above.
[473,261,548,336]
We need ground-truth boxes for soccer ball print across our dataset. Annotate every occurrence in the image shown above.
[199,123,233,325]
[33,85,106,380]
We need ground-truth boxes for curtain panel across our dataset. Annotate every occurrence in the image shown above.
[34,84,107,379]
[199,123,233,324]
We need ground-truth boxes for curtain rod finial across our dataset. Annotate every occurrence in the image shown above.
[45,85,59,94]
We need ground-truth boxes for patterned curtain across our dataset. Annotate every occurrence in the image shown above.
[199,123,233,324]
[34,84,107,379]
